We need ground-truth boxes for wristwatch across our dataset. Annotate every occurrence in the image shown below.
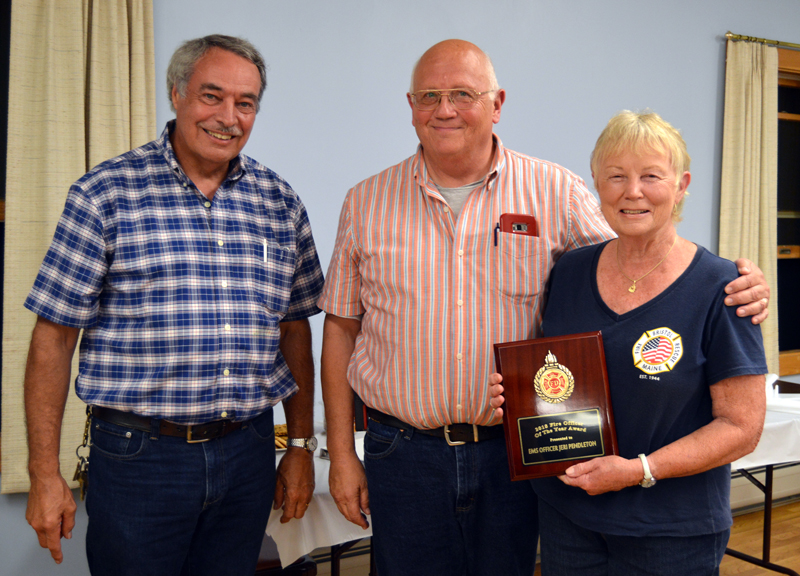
[638,453,657,488]
[287,436,318,453]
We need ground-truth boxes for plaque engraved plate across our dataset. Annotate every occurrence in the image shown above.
[494,332,618,480]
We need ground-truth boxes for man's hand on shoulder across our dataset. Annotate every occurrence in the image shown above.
[725,258,770,324]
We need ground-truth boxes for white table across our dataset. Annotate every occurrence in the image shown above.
[267,408,800,571]
[731,408,800,470]
[266,433,373,568]
[727,400,800,576]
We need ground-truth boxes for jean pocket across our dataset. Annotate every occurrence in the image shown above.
[89,418,148,461]
[364,420,404,460]
[246,410,275,443]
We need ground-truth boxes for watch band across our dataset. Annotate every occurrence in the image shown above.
[287,436,318,453]
[638,453,657,487]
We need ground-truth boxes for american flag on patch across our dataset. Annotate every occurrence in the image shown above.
[642,337,673,364]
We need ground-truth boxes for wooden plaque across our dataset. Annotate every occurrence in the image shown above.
[494,331,618,481]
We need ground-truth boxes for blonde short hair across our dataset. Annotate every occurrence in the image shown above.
[590,110,690,221]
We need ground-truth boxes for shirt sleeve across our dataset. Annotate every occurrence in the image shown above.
[702,260,768,385]
[317,189,365,317]
[24,185,108,328]
[283,198,325,322]
[566,176,616,250]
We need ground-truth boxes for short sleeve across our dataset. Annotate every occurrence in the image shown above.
[317,189,365,317]
[24,186,108,328]
[566,177,616,251]
[283,198,325,322]
[702,260,768,385]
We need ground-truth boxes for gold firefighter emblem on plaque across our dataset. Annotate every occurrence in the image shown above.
[533,350,575,404]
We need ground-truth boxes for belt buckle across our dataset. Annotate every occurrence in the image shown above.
[443,424,478,446]
[186,425,210,444]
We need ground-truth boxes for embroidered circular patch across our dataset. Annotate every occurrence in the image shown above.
[632,327,683,374]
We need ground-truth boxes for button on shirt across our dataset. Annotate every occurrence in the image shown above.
[25,122,324,425]
[318,136,614,429]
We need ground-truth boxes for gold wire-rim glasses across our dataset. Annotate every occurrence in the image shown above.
[409,88,497,110]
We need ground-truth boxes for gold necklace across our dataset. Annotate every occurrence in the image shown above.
[616,237,677,293]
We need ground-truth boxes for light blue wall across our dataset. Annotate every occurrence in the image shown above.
[3,1,799,574]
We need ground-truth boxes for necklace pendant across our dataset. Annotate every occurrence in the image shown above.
[628,284,636,293]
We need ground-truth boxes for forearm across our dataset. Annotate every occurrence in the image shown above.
[647,375,765,481]
[279,318,315,439]
[25,317,81,478]
[320,314,361,458]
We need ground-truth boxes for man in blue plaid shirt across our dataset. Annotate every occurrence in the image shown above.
[23,35,324,575]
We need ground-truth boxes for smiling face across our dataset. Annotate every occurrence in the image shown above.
[169,47,261,180]
[407,41,504,173]
[595,148,690,241]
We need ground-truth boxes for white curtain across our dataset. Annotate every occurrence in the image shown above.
[1,0,156,493]
[719,39,779,374]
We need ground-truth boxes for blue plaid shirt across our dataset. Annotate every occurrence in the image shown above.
[25,122,324,424]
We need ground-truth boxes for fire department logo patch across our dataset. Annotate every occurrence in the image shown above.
[632,327,683,374]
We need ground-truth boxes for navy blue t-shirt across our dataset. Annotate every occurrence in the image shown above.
[532,241,767,537]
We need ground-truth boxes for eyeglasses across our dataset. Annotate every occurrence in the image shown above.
[410,88,496,110]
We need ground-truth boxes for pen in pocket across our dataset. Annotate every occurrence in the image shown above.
[263,238,267,262]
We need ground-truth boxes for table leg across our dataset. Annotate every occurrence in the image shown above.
[330,540,359,576]
[725,465,800,576]
[329,538,377,576]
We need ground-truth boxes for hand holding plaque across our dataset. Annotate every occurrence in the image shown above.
[493,331,618,480]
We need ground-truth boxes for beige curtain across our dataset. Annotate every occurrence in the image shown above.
[1,0,156,493]
[719,40,779,374]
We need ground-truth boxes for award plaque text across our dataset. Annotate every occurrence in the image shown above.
[494,332,618,480]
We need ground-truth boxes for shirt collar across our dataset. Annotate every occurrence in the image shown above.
[158,120,247,186]
[413,133,505,189]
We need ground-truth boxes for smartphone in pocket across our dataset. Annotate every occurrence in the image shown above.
[499,213,538,237]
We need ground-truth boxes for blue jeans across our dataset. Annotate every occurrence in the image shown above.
[363,419,539,576]
[538,498,730,576]
[85,409,276,576]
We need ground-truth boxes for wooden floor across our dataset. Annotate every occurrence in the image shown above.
[322,500,800,575]
[721,499,800,575]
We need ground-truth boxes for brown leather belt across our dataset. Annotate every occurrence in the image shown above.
[366,408,503,446]
[92,406,243,443]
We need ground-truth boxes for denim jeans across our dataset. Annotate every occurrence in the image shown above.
[538,498,730,576]
[85,409,276,576]
[363,419,539,576]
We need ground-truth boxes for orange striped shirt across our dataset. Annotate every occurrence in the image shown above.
[319,136,615,428]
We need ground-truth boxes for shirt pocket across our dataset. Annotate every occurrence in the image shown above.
[495,232,551,303]
[257,242,297,314]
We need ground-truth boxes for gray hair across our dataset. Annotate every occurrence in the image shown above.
[167,34,267,113]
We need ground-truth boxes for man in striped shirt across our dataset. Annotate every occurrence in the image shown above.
[23,35,324,575]
[319,39,769,576]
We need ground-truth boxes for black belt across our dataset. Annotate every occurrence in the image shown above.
[366,408,503,445]
[92,406,243,443]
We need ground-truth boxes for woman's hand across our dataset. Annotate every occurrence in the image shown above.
[488,373,505,419]
[558,456,642,495]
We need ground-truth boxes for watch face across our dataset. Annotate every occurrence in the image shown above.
[640,477,657,488]
[307,437,318,452]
